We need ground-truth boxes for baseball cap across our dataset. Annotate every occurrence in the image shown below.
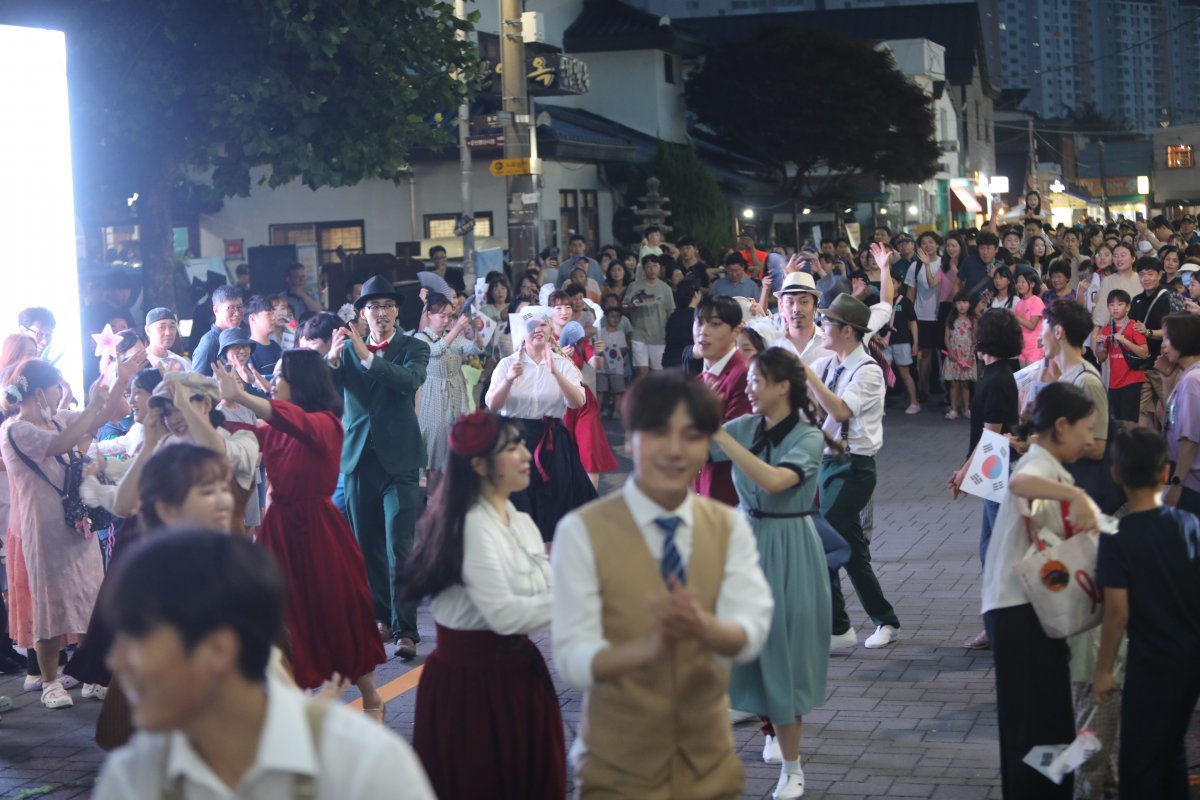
[145,307,177,326]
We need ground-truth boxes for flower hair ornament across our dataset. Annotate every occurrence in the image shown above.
[448,411,499,458]
[3,374,28,404]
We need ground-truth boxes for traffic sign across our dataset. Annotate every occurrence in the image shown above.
[489,157,541,177]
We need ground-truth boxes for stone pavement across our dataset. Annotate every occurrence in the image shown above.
[1,406,1197,799]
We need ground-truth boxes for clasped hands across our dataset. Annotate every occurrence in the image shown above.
[630,577,718,665]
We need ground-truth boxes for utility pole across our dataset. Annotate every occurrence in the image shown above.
[455,0,475,284]
[1096,140,1111,223]
[500,0,538,266]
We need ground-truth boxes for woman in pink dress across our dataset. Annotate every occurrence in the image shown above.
[1,358,121,709]
[212,350,387,720]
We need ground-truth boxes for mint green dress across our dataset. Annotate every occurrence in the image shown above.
[714,412,831,723]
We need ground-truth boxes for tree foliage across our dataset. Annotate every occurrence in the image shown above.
[4,0,479,308]
[613,142,732,254]
[685,27,941,203]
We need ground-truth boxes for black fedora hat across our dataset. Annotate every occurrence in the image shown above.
[354,274,401,311]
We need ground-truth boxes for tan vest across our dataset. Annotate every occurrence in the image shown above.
[577,492,736,785]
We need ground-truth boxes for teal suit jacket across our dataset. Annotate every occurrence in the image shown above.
[335,334,430,476]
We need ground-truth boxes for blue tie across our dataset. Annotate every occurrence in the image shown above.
[826,363,846,391]
[655,516,687,587]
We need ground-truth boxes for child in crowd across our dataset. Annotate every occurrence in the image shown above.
[1095,427,1200,800]
[598,307,628,417]
[1095,289,1148,425]
[1013,271,1045,366]
[880,289,920,414]
[942,292,976,420]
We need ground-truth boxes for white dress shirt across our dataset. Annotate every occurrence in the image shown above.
[93,678,435,800]
[360,330,399,370]
[485,350,583,419]
[812,344,885,457]
[550,478,774,691]
[981,444,1074,614]
[432,499,552,634]
[774,327,833,366]
[703,345,737,379]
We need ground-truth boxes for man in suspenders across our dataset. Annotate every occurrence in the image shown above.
[806,293,903,651]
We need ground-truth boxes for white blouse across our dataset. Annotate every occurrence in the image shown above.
[485,350,583,420]
[431,499,552,634]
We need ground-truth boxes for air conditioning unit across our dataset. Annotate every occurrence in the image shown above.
[938,140,959,153]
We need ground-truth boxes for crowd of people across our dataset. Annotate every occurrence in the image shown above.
[0,203,1196,800]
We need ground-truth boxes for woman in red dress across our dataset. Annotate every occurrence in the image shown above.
[548,291,617,487]
[212,350,387,720]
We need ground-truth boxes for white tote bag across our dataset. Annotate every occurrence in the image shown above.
[1013,499,1104,639]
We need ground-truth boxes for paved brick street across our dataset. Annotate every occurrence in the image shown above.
[0,406,1196,799]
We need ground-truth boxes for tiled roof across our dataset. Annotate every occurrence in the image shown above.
[563,0,709,56]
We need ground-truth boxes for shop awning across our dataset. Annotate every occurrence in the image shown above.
[950,184,983,214]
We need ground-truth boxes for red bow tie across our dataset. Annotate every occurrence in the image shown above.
[366,340,389,354]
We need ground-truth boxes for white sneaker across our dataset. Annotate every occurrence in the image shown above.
[829,628,857,650]
[864,625,899,649]
[773,768,806,799]
[762,734,782,764]
[41,681,73,709]
[905,403,921,414]
[81,683,108,701]
[729,708,756,724]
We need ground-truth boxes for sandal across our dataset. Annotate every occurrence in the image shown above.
[363,700,386,725]
[82,683,108,701]
[945,409,959,420]
[41,681,73,709]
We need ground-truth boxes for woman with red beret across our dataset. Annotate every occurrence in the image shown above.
[402,411,565,800]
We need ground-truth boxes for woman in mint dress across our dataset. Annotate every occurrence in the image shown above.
[710,347,833,800]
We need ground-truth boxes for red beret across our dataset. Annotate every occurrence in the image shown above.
[448,412,499,458]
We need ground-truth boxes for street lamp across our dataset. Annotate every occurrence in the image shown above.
[741,208,755,220]
[802,207,811,215]
[907,204,919,217]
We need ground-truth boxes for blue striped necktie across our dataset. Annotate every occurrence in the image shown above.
[656,516,687,587]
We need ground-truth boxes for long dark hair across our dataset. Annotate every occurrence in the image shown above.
[277,349,342,416]
[402,415,524,601]
[943,231,968,272]
[749,348,843,454]
[139,443,231,529]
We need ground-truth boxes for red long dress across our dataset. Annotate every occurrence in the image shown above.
[563,340,618,473]
[253,400,386,688]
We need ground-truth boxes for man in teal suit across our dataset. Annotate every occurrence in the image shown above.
[329,275,429,660]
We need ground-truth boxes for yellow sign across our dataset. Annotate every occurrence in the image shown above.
[490,157,541,177]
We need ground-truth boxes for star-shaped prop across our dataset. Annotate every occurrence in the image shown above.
[92,325,121,358]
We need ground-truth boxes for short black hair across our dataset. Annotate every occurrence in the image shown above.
[568,233,586,245]
[429,245,448,257]
[974,308,1023,359]
[132,367,163,395]
[976,232,1000,248]
[1047,260,1072,281]
[103,529,284,682]
[643,225,661,237]
[695,294,743,328]
[1107,289,1132,306]
[1151,214,1174,232]
[1135,256,1164,273]
[1043,299,1092,348]
[1163,312,1200,356]
[138,444,230,529]
[1061,228,1080,240]
[298,312,340,344]
[640,253,661,267]
[18,307,55,329]
[676,235,696,247]
[723,251,747,268]
[244,294,273,318]
[211,285,242,306]
[564,284,585,298]
[621,371,722,435]
[1030,382,1096,437]
[286,262,304,275]
[673,279,698,308]
[1112,427,1168,489]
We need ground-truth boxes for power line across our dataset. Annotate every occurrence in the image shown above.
[1026,10,1200,77]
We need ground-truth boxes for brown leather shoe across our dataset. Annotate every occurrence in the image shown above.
[395,637,417,661]
[377,622,393,643]
[963,629,990,650]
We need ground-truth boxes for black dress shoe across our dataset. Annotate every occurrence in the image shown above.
[0,655,23,674]
[395,637,417,661]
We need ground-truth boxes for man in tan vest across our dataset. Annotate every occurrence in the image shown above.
[552,372,774,799]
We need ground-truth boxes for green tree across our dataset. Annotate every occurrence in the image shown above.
[612,141,732,254]
[5,0,478,309]
[685,27,941,206]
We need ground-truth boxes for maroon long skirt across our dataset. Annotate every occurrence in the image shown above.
[413,624,566,800]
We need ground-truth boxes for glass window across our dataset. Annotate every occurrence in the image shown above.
[1167,145,1194,169]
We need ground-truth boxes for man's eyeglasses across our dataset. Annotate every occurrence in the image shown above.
[365,302,398,312]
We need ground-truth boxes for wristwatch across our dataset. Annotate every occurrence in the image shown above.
[1168,475,1182,486]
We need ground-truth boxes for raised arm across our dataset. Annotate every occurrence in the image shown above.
[711,426,801,494]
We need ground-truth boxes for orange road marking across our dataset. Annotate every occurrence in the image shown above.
[348,665,424,709]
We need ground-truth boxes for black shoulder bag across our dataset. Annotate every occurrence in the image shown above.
[6,423,115,535]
